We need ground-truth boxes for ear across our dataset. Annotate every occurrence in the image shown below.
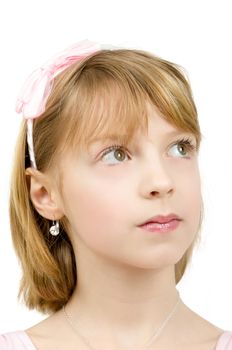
[25,167,64,220]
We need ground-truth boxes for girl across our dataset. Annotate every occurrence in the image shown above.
[1,40,231,350]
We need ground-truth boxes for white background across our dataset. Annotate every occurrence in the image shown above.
[0,0,231,333]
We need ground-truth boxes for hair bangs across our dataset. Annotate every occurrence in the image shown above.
[57,50,201,158]
[60,72,150,155]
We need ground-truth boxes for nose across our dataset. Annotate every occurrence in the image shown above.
[139,155,175,199]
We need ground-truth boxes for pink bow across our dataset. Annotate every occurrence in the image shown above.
[16,40,101,119]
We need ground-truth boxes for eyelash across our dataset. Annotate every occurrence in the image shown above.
[101,137,196,161]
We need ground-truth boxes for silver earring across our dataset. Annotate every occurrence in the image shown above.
[49,220,60,236]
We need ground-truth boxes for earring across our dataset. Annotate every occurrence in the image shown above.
[49,220,60,236]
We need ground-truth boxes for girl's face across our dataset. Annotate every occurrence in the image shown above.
[58,104,202,269]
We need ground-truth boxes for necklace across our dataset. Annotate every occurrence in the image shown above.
[62,291,181,350]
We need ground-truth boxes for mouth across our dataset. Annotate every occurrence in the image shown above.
[137,217,182,234]
[138,213,182,226]
[138,213,182,233]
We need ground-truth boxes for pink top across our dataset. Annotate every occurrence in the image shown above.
[0,330,232,349]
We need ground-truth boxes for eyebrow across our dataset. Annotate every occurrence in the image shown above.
[162,130,194,137]
[88,129,194,145]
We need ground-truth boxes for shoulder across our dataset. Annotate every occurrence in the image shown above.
[215,331,232,350]
[0,331,37,350]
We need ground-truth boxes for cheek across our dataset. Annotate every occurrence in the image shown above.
[180,162,202,206]
[189,168,202,213]
[177,166,202,240]
[62,173,126,244]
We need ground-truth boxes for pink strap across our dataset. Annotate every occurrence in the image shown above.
[215,331,232,349]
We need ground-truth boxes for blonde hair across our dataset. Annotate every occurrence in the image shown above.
[9,48,203,315]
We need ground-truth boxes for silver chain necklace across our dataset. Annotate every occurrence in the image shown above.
[62,291,181,350]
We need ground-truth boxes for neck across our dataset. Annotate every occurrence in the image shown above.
[65,251,181,341]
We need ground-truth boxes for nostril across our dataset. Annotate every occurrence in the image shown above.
[151,191,158,195]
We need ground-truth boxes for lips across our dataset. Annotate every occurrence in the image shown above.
[138,213,182,226]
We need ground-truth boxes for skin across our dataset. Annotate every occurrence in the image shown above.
[25,104,223,349]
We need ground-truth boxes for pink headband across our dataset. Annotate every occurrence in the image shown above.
[16,39,108,169]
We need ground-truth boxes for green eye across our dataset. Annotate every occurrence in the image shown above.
[101,145,129,164]
[113,149,127,161]
[179,144,187,155]
[170,138,196,157]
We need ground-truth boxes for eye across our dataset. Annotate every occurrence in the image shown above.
[101,145,130,165]
[169,137,196,157]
